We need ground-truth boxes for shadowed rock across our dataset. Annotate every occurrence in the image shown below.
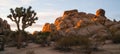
[96,9,105,17]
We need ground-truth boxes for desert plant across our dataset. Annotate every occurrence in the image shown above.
[55,36,91,51]
[7,6,38,49]
[26,50,35,54]
[112,35,120,43]
[0,35,5,51]
[34,32,50,46]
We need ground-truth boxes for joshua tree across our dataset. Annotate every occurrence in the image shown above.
[7,6,38,49]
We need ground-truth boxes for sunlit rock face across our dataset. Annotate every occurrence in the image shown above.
[42,23,56,32]
[0,18,11,33]
[96,9,105,17]
[42,9,120,37]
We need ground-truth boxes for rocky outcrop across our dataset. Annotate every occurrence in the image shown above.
[42,9,120,38]
[96,9,105,17]
[42,23,56,32]
[0,18,11,34]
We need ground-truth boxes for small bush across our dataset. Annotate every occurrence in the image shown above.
[55,36,91,51]
[26,50,35,54]
[112,34,120,43]
[34,32,50,45]
[35,36,43,44]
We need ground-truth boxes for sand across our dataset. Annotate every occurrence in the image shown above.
[0,43,71,54]
[0,43,120,54]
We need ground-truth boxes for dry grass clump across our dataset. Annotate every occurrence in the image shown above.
[26,50,35,54]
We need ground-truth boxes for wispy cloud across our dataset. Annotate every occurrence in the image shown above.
[21,0,33,5]
[10,23,42,33]
[0,0,33,8]
[44,3,54,7]
[37,10,63,18]
[0,0,17,7]
[36,11,63,24]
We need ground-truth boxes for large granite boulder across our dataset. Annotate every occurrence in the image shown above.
[42,9,120,40]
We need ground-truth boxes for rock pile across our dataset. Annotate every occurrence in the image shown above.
[42,9,120,38]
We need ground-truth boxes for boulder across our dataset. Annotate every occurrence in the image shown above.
[42,23,56,32]
[42,9,120,40]
[96,9,105,17]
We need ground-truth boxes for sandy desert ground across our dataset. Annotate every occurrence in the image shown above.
[0,43,120,54]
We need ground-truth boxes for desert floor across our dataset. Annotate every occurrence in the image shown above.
[0,43,120,54]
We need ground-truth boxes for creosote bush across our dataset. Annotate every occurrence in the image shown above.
[55,36,91,51]
[34,32,50,44]
[112,33,120,43]
[5,31,31,47]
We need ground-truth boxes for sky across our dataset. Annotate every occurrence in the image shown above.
[0,0,120,33]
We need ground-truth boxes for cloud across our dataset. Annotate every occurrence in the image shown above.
[0,0,32,8]
[21,0,33,5]
[37,11,63,18]
[0,0,15,7]
[0,0,23,8]
[10,23,42,33]
[44,3,53,6]
[36,11,63,24]
[25,24,43,33]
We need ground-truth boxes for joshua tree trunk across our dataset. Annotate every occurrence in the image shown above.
[22,28,28,47]
[16,22,21,49]
[17,31,22,49]
[17,23,20,31]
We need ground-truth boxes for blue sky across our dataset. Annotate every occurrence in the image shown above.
[0,0,120,33]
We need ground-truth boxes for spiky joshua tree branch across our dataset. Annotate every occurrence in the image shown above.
[7,6,38,31]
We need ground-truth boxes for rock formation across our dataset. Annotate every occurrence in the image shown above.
[42,9,120,39]
[0,18,11,34]
[42,23,56,32]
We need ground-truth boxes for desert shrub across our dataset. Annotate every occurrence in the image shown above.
[34,32,50,44]
[47,32,63,42]
[35,35,43,44]
[4,31,31,47]
[55,36,91,51]
[0,36,5,51]
[26,50,35,54]
[112,35,120,43]
[5,31,17,42]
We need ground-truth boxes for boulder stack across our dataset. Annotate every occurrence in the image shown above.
[42,9,120,38]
